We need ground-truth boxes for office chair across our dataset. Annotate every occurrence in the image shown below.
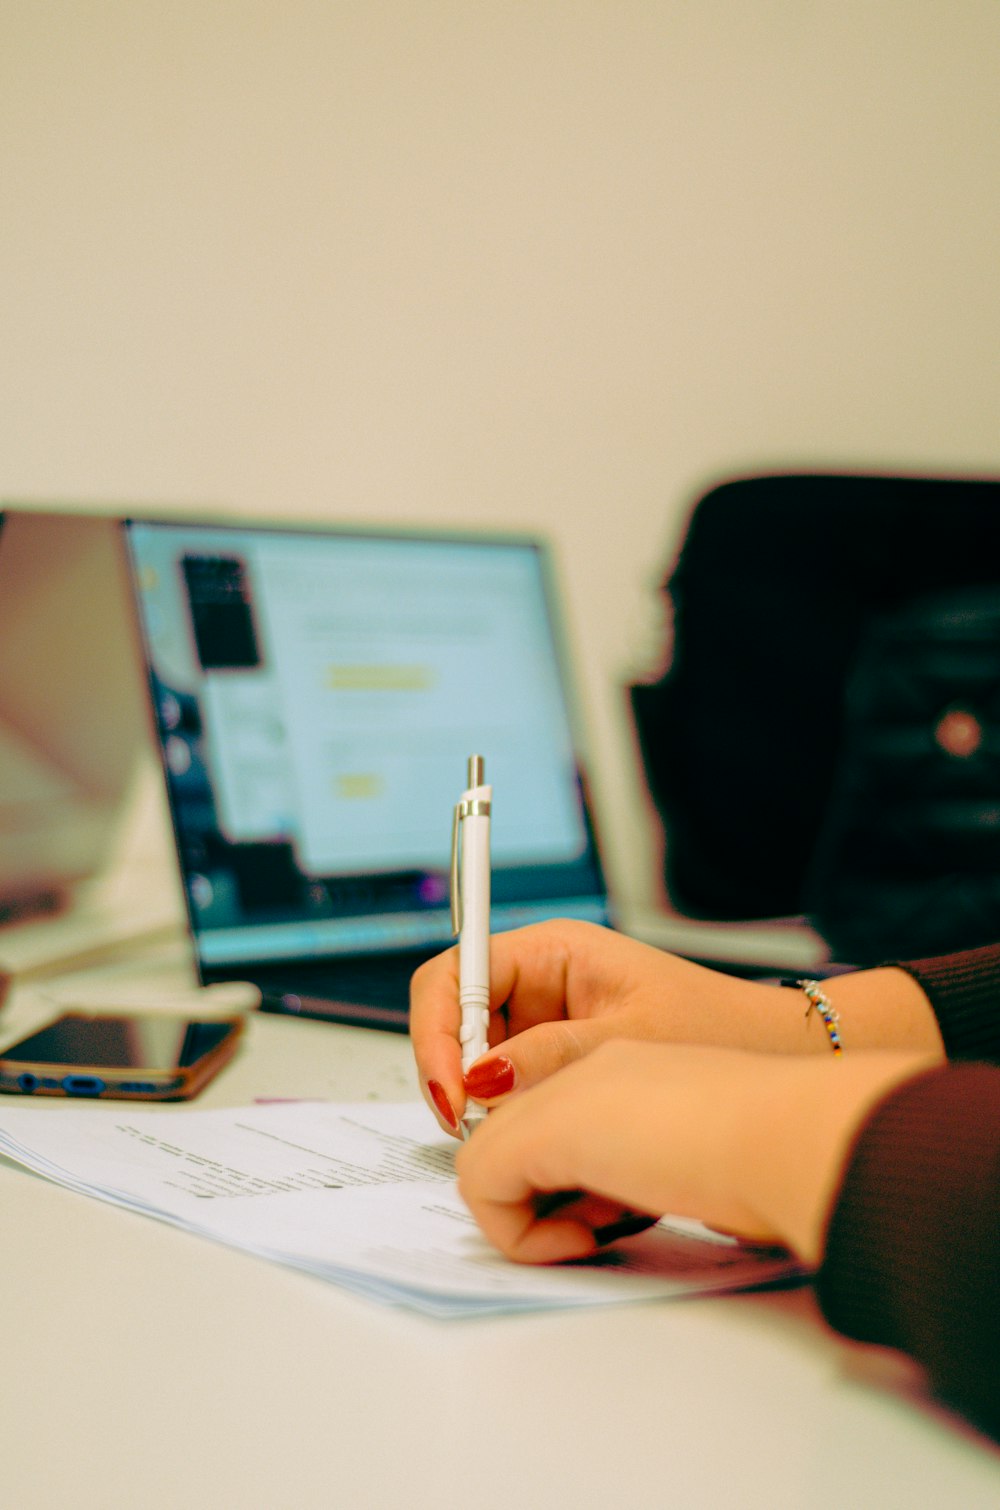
[629,472,1000,964]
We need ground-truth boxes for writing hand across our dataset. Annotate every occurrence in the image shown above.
[411,920,945,1138]
[411,919,765,1134]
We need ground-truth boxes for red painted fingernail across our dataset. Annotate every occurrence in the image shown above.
[427,1080,459,1131]
[463,1055,516,1100]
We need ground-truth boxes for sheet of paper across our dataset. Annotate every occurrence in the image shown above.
[0,1100,804,1317]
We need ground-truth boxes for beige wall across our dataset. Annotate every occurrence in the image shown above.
[3,3,999,910]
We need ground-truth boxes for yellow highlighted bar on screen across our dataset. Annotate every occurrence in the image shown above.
[325,664,435,691]
[336,773,384,799]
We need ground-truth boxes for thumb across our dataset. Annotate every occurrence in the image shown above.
[463,1016,617,1103]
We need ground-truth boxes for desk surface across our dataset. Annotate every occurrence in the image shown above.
[2,942,999,1510]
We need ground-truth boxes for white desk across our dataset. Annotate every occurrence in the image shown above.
[2,941,1000,1510]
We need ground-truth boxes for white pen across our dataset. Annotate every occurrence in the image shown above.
[450,754,492,1135]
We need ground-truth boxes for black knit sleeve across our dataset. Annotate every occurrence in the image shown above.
[816,1064,1000,1441]
[895,941,1000,1062]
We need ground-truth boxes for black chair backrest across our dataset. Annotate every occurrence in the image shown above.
[629,473,1000,961]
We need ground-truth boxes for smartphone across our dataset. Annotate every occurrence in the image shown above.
[0,1011,245,1101]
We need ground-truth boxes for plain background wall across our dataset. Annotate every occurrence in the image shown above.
[3,2,999,914]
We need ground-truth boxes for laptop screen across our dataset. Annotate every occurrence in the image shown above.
[123,519,609,976]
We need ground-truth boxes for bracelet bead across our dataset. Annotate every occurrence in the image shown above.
[781,978,843,1055]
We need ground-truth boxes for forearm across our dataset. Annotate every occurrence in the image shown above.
[816,1063,1000,1441]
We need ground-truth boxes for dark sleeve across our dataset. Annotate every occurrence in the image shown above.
[895,941,1000,1061]
[816,1064,1000,1441]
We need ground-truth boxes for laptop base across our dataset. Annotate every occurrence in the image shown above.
[207,947,444,1033]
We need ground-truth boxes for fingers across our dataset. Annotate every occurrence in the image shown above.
[410,919,675,1136]
[534,1189,659,1250]
[409,945,465,1135]
[455,1046,664,1262]
[458,920,672,1105]
[462,1016,615,1104]
[410,921,608,1135]
[480,1208,657,1266]
[408,930,552,1134]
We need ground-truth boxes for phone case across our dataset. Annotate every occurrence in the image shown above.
[0,1012,245,1101]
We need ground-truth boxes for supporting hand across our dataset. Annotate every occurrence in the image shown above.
[454,1040,938,1266]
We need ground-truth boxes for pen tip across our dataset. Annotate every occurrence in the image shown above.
[460,1105,487,1139]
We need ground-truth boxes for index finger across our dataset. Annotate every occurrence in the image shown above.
[409,941,518,1130]
[409,944,464,1132]
[410,918,558,1099]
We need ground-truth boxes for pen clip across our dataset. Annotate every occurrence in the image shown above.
[450,801,463,936]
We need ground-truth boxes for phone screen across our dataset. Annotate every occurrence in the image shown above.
[3,1015,234,1068]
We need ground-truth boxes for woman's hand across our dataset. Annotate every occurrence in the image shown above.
[411,920,776,1133]
[454,1040,939,1266]
[410,919,944,1136]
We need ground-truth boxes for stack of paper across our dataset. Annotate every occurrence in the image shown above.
[0,1100,804,1317]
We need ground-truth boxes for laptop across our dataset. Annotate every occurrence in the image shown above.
[122,517,611,1030]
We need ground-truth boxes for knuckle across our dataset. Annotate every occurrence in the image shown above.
[410,947,452,991]
[531,1020,586,1074]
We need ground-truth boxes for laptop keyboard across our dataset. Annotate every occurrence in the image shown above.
[249,948,445,1029]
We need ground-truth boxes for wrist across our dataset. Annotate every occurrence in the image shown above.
[711,967,947,1060]
[817,967,946,1057]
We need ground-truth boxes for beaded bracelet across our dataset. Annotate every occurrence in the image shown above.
[781,978,843,1055]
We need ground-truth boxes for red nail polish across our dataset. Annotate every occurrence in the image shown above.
[463,1055,515,1100]
[427,1080,459,1131]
